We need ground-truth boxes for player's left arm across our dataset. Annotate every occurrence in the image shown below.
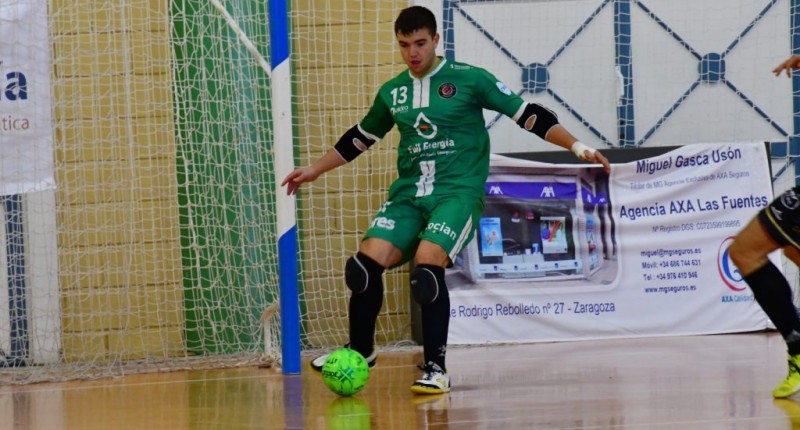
[511,102,610,174]
[474,68,610,173]
[542,121,611,174]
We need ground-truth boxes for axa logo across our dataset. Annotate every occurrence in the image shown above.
[540,186,555,198]
[414,112,437,139]
[718,237,745,292]
[0,63,28,102]
[488,185,503,195]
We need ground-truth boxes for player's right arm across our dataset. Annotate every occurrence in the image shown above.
[282,91,395,196]
[281,124,382,195]
[281,148,347,195]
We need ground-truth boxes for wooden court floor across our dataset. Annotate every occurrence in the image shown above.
[2,332,800,429]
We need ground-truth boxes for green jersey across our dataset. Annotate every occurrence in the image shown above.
[359,58,526,199]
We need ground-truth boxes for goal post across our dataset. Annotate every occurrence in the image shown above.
[270,0,302,375]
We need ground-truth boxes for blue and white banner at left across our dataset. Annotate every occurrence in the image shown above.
[0,1,54,195]
[447,142,772,344]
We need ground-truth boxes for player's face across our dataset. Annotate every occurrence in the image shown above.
[396,29,439,78]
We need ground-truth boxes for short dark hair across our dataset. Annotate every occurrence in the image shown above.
[394,6,437,36]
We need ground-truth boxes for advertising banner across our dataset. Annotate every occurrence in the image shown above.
[0,1,55,195]
[447,142,772,344]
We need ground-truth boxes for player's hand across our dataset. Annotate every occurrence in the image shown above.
[588,150,611,174]
[773,55,800,77]
[571,142,611,174]
[281,166,321,195]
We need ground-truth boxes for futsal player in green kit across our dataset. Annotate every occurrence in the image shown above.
[282,5,611,394]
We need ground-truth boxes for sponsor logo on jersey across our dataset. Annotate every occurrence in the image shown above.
[496,81,512,95]
[427,221,458,240]
[371,216,396,230]
[414,112,438,139]
[406,138,455,156]
[390,105,409,114]
[438,83,457,99]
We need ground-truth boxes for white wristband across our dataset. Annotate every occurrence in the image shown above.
[570,141,595,161]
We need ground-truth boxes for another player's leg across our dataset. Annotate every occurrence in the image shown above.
[729,191,800,398]
[784,245,800,268]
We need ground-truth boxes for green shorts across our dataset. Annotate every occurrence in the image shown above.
[363,194,484,267]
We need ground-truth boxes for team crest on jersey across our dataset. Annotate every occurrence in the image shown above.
[438,83,457,98]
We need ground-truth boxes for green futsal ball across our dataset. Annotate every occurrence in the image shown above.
[321,348,370,396]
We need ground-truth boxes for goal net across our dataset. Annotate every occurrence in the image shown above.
[0,0,285,384]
